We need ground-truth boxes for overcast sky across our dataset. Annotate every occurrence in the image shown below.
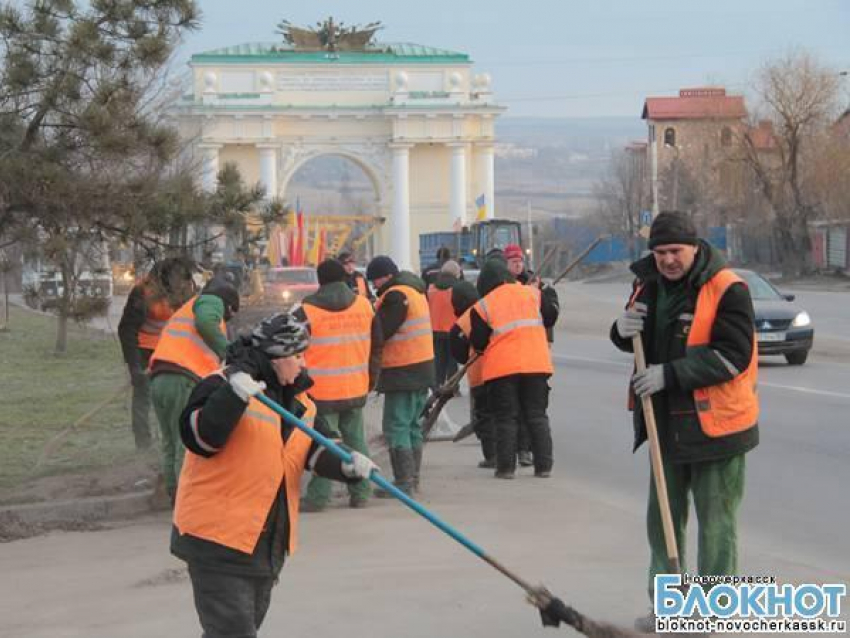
[178,0,850,118]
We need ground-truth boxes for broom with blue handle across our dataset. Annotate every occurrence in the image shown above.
[256,391,641,637]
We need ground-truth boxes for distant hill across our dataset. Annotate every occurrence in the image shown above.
[496,116,646,151]
[283,117,648,221]
[493,116,647,219]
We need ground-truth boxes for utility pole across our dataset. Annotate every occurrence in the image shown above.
[650,124,660,219]
[526,200,534,267]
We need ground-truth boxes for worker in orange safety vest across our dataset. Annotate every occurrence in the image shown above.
[171,312,379,638]
[427,259,462,387]
[295,258,383,511]
[118,257,195,450]
[366,255,435,495]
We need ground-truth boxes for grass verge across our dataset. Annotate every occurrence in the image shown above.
[0,305,139,491]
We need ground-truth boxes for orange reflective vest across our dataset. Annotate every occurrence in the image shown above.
[473,283,553,382]
[455,309,484,388]
[427,285,456,333]
[174,391,317,555]
[376,284,434,369]
[689,270,759,437]
[303,296,374,402]
[149,297,225,378]
[138,287,174,351]
[627,269,759,438]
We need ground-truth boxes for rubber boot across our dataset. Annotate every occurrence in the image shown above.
[375,448,414,498]
[411,446,423,493]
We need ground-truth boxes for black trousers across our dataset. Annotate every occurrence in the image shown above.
[517,415,531,454]
[486,374,553,474]
[471,384,495,461]
[188,563,275,638]
[433,333,458,387]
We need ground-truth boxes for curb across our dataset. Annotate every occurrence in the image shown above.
[0,491,158,541]
[1,399,390,542]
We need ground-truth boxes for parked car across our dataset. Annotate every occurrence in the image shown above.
[262,267,318,309]
[734,269,814,365]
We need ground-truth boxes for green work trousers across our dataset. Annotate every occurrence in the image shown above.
[150,372,196,497]
[303,408,371,507]
[382,390,428,450]
[646,454,746,597]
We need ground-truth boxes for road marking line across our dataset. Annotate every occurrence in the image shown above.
[553,353,630,368]
[758,383,850,399]
[552,354,850,400]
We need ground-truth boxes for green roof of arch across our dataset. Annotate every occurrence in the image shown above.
[191,41,471,64]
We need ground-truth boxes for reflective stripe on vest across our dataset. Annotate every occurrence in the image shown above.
[377,284,434,369]
[303,296,373,401]
[174,392,316,555]
[148,297,224,378]
[455,309,484,388]
[427,285,456,333]
[474,283,553,382]
[688,269,759,437]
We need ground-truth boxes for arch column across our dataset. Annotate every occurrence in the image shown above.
[198,143,222,193]
[448,142,468,228]
[257,144,279,200]
[390,142,413,270]
[476,142,495,220]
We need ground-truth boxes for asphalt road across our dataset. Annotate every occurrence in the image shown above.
[549,333,850,579]
[1,284,848,637]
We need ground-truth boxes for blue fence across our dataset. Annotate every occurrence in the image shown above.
[548,219,727,264]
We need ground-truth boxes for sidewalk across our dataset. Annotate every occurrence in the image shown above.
[0,433,652,638]
[1,431,838,637]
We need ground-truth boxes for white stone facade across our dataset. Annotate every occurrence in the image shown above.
[172,42,506,269]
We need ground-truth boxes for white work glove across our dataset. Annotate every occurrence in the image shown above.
[632,364,666,398]
[228,371,266,402]
[341,451,380,480]
[616,302,647,339]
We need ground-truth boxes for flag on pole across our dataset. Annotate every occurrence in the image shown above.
[307,217,321,265]
[266,224,281,266]
[318,228,328,263]
[293,198,305,266]
[475,193,487,221]
[286,212,296,266]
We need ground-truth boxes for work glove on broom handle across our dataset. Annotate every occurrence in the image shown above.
[632,364,666,398]
[341,451,380,480]
[228,371,266,403]
[616,301,647,339]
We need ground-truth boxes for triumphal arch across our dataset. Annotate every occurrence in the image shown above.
[173,18,505,268]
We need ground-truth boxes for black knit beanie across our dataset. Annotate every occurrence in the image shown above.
[316,259,347,286]
[648,211,698,249]
[366,255,399,282]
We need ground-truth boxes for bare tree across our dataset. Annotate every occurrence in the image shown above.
[741,51,842,274]
[807,126,850,222]
[594,145,648,259]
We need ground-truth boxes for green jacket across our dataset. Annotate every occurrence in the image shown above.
[149,293,228,381]
[610,240,759,464]
[375,271,436,393]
